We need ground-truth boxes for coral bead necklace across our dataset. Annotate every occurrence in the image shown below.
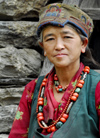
[36,66,90,133]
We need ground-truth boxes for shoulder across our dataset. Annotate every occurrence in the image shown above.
[85,69,100,94]
[25,78,38,92]
[88,69,100,82]
[21,78,38,101]
[25,76,45,94]
[89,69,100,77]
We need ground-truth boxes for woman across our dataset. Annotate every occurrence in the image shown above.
[9,3,100,138]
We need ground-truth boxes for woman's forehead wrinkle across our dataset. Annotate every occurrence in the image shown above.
[44,28,75,39]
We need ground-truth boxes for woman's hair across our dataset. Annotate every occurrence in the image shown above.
[38,24,100,69]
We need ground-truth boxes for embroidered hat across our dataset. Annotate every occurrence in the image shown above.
[37,3,93,38]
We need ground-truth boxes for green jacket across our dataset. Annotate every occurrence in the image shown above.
[28,69,100,138]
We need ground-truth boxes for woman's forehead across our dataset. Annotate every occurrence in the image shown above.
[43,25,78,36]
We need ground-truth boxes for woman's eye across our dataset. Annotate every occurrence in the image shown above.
[64,36,72,39]
[46,38,54,41]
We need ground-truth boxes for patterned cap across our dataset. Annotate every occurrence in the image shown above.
[37,3,93,38]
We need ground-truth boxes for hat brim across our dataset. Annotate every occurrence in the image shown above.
[37,19,88,38]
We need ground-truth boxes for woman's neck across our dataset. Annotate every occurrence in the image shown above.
[54,63,80,87]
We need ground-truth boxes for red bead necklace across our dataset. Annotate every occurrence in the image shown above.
[36,66,90,133]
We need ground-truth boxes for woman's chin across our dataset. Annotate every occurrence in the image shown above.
[54,63,68,68]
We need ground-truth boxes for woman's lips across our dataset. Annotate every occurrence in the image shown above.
[54,53,67,57]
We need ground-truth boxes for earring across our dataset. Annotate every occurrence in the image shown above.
[81,49,85,53]
[44,51,46,56]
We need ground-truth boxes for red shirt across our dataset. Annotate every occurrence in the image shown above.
[8,64,100,138]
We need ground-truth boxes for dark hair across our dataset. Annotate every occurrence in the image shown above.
[80,45,100,69]
[78,34,100,69]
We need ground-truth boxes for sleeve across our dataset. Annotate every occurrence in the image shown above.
[95,81,100,137]
[8,79,38,138]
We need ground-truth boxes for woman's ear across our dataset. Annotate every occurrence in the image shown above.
[39,41,43,48]
[81,38,88,53]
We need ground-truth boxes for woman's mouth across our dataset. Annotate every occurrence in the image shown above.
[54,53,67,57]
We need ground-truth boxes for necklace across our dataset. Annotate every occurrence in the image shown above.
[36,66,90,133]
[54,74,69,93]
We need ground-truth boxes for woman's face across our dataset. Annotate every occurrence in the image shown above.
[42,25,87,68]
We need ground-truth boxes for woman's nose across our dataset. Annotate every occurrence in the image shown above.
[55,38,65,50]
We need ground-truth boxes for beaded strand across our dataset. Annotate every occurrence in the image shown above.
[54,74,69,92]
[36,66,90,133]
